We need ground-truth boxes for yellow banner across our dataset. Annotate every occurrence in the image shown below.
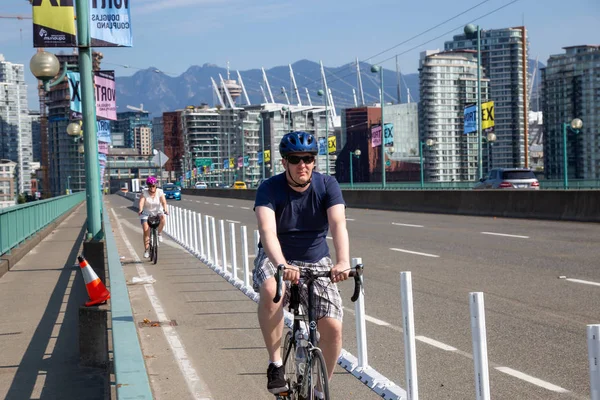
[32,0,77,47]
[264,150,271,163]
[327,136,336,154]
[482,101,495,130]
[229,158,234,169]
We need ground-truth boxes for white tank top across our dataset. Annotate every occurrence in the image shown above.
[142,188,164,216]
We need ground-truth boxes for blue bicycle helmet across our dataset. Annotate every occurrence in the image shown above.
[279,131,318,157]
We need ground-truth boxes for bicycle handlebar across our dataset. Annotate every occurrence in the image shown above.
[273,264,364,304]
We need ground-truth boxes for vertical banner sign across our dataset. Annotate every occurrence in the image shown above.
[243,156,249,167]
[371,125,382,148]
[229,158,234,169]
[464,104,477,135]
[318,138,327,155]
[264,150,271,163]
[258,151,263,165]
[90,0,133,47]
[222,159,228,170]
[384,123,394,147]
[32,0,77,47]
[481,101,495,130]
[94,71,117,120]
[237,157,243,168]
[67,71,82,120]
[327,136,336,154]
[97,120,111,144]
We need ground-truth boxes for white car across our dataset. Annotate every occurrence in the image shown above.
[194,181,208,189]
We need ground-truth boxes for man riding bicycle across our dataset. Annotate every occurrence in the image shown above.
[253,131,350,395]
[138,176,168,258]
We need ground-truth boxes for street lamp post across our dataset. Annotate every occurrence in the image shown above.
[562,118,583,189]
[349,149,361,189]
[420,139,436,188]
[317,90,329,176]
[67,175,71,194]
[486,132,496,174]
[371,65,386,188]
[464,24,483,180]
[257,116,265,180]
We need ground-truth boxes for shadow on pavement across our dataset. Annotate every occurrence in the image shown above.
[4,223,108,400]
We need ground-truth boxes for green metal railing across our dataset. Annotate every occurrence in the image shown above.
[0,192,86,256]
[339,179,600,190]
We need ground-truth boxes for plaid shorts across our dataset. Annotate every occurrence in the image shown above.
[252,249,343,322]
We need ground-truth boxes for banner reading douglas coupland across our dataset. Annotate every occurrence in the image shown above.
[32,0,77,47]
[90,0,133,47]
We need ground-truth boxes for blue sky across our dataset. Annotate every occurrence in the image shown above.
[1,0,598,110]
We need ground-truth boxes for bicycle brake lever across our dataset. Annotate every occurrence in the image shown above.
[350,264,364,302]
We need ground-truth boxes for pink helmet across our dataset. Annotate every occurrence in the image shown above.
[146,176,157,186]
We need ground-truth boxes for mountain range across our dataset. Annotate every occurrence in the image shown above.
[115,59,544,117]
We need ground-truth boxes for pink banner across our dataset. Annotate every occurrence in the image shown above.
[98,142,109,154]
[237,157,243,168]
[94,71,117,121]
[371,125,382,148]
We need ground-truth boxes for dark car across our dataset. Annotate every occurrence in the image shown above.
[162,184,181,200]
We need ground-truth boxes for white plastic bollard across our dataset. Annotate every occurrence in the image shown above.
[176,207,182,242]
[588,324,600,400]
[192,211,198,255]
[470,292,491,400]
[241,226,250,288]
[184,209,190,248]
[197,212,204,258]
[211,217,218,267]
[253,229,260,256]
[353,257,368,369]
[219,220,227,271]
[229,222,238,280]
[178,207,183,244]
[204,215,211,264]
[400,271,419,400]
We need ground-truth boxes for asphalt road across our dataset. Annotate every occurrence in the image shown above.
[110,192,600,400]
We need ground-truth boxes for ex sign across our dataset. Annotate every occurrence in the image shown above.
[482,101,495,130]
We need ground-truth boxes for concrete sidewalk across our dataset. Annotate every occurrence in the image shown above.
[0,204,108,400]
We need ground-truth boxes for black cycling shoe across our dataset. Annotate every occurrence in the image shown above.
[267,363,288,394]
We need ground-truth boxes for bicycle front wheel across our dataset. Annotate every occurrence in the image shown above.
[151,229,158,264]
[307,348,329,400]
[282,330,298,399]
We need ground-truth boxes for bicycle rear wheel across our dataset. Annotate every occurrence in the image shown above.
[307,348,329,400]
[151,228,158,264]
[282,330,298,399]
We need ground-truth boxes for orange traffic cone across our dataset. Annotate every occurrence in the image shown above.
[78,255,110,306]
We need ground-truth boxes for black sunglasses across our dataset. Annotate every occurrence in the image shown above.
[286,155,315,165]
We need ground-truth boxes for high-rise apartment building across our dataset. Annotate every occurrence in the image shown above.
[134,125,152,155]
[30,111,41,162]
[0,54,32,195]
[445,27,529,169]
[152,116,164,152]
[419,50,490,182]
[541,45,600,180]
[112,111,151,148]
[0,159,16,208]
[180,106,221,185]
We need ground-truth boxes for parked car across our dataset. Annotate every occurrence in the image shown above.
[473,168,540,190]
[233,181,247,190]
[162,183,182,200]
[194,181,208,189]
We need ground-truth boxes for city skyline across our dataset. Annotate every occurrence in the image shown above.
[1,0,598,110]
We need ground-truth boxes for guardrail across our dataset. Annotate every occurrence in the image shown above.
[103,208,153,399]
[338,179,600,190]
[0,192,86,256]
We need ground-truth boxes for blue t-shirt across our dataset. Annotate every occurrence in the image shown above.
[254,172,345,263]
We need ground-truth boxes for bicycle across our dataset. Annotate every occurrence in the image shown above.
[273,263,364,400]
[147,214,161,264]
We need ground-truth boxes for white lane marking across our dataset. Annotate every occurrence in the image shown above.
[416,336,457,351]
[564,278,600,287]
[495,367,570,393]
[390,248,439,258]
[346,218,355,221]
[204,202,210,205]
[227,205,234,208]
[481,231,530,239]
[226,219,240,224]
[392,222,424,228]
[110,208,212,400]
[326,236,333,240]
[196,201,201,203]
[343,307,390,326]
[213,203,220,206]
[240,206,251,210]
